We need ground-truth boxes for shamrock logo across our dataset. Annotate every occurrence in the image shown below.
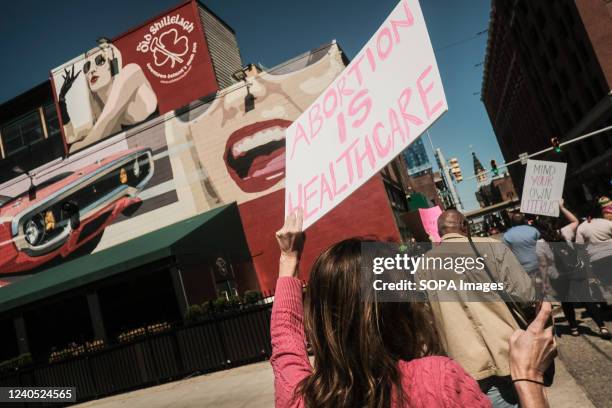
[150,28,189,68]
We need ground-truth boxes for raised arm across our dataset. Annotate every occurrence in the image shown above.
[88,64,150,143]
[558,199,579,236]
[270,210,311,407]
[509,302,557,408]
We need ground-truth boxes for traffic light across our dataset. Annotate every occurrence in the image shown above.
[490,159,499,176]
[449,158,463,182]
[551,137,561,153]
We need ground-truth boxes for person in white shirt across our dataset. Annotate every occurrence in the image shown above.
[536,201,611,340]
[576,203,612,297]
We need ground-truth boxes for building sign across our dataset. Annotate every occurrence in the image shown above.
[284,0,447,229]
[136,14,197,84]
[520,159,567,217]
[50,1,217,154]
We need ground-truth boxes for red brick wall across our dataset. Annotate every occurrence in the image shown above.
[237,175,400,292]
[575,0,612,89]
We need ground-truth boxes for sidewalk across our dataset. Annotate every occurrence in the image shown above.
[73,362,275,408]
[74,357,593,408]
[547,356,595,408]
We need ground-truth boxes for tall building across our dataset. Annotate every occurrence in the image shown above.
[403,136,432,176]
[472,151,487,184]
[481,0,612,211]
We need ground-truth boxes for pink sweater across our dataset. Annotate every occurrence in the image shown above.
[270,277,491,407]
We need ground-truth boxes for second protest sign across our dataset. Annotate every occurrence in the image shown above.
[520,159,567,217]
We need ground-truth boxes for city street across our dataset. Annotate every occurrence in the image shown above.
[553,306,612,408]
[74,310,611,408]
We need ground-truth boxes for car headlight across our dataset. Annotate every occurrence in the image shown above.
[24,216,45,246]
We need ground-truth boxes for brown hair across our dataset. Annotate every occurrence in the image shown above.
[298,238,443,408]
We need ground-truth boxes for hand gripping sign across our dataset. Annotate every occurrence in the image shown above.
[285,0,447,228]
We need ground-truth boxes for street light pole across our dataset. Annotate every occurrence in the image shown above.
[435,147,463,212]
[426,130,463,211]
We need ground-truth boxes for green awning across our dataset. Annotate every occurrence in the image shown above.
[0,204,237,314]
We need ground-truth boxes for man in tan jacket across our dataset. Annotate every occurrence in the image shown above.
[417,210,536,408]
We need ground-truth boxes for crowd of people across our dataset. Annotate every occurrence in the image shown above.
[267,195,611,407]
[270,208,565,408]
[503,198,612,340]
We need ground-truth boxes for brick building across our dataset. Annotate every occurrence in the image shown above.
[481,0,612,212]
[0,0,414,366]
[475,173,518,207]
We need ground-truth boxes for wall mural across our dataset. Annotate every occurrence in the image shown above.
[51,1,217,154]
[0,42,345,278]
[56,44,159,153]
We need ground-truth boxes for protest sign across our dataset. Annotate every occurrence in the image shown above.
[284,0,447,228]
[520,159,567,217]
[419,206,442,242]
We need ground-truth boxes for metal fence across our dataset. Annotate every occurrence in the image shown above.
[0,302,273,406]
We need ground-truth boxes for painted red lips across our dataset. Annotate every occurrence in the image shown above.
[224,119,292,193]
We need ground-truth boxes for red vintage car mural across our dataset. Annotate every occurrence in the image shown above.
[0,148,154,274]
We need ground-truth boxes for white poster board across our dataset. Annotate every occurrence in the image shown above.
[284,0,447,228]
[520,159,567,217]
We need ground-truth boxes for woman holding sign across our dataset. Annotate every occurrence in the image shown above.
[271,210,557,407]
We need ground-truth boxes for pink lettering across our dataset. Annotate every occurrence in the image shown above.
[397,88,424,138]
[336,138,360,185]
[304,176,319,220]
[337,112,348,144]
[286,186,303,215]
[347,54,366,86]
[348,89,372,128]
[372,122,392,157]
[417,65,443,120]
[391,1,415,42]
[388,108,407,143]
[289,122,310,160]
[303,175,319,220]
[323,89,338,119]
[354,136,376,179]
[319,172,335,210]
[309,104,323,139]
[329,161,347,196]
[365,47,377,72]
[336,76,355,107]
[377,27,394,60]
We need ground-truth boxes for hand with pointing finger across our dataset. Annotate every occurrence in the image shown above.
[275,209,305,278]
[510,301,557,383]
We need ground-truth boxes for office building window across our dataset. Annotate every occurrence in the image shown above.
[1,111,44,157]
[43,103,61,138]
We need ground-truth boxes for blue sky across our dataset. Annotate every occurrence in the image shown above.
[0,0,502,210]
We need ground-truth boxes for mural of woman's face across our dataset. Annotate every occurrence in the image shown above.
[83,50,112,93]
[181,47,345,204]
